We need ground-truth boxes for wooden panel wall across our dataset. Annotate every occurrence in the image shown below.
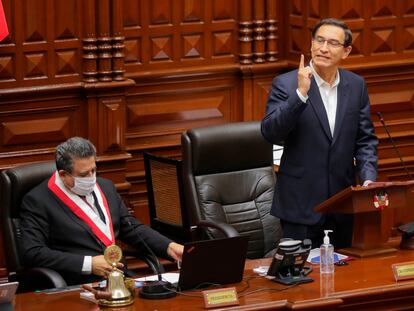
[0,0,413,277]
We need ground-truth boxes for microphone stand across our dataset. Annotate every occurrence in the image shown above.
[377,112,414,249]
[138,254,177,299]
[377,112,413,180]
[130,222,176,299]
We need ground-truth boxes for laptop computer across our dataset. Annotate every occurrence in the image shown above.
[176,235,249,291]
[0,282,18,306]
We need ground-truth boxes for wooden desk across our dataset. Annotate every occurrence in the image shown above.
[12,249,414,310]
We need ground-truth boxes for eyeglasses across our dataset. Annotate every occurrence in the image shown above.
[313,36,345,48]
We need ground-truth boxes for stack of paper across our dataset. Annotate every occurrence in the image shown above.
[306,248,349,264]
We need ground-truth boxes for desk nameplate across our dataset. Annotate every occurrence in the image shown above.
[392,261,414,281]
[202,287,239,309]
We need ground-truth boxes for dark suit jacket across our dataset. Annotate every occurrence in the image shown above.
[20,176,172,285]
[261,68,378,225]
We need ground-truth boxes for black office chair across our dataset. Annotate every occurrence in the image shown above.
[0,161,164,292]
[181,121,282,258]
[144,152,192,243]
[0,161,67,292]
[143,152,238,243]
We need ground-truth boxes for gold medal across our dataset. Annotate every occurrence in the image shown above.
[104,244,122,267]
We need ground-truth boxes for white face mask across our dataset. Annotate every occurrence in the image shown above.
[71,173,96,196]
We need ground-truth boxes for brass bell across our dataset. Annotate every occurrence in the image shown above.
[98,245,134,307]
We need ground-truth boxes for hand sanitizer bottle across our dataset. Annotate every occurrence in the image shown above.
[320,230,334,274]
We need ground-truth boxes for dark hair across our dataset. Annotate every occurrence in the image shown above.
[55,137,96,173]
[311,18,353,47]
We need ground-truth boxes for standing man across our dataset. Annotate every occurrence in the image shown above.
[20,137,183,285]
[261,18,378,248]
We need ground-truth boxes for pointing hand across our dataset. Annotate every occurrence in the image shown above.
[297,54,313,97]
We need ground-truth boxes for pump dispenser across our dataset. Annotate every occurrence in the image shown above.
[320,230,334,274]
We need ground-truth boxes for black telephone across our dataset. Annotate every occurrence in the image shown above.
[267,238,313,285]
[398,221,414,249]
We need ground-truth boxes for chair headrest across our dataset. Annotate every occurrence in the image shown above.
[183,121,273,175]
[3,161,56,218]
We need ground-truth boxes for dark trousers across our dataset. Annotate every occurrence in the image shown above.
[280,213,354,249]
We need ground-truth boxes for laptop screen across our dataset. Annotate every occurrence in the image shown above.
[177,236,249,291]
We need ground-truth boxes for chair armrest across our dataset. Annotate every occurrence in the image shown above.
[195,220,240,238]
[123,245,165,275]
[11,267,67,292]
[137,252,166,274]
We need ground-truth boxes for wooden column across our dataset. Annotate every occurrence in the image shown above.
[97,0,112,82]
[82,0,98,82]
[265,0,278,62]
[111,0,125,81]
[84,80,134,189]
[253,0,266,63]
[239,0,253,64]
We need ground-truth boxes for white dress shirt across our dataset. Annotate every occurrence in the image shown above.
[296,61,340,137]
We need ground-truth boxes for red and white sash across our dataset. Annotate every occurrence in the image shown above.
[48,172,115,247]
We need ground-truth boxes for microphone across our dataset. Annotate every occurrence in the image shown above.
[128,221,177,299]
[377,112,413,180]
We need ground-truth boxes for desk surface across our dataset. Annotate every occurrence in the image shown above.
[12,249,414,310]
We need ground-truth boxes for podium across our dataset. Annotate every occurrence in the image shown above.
[315,181,414,258]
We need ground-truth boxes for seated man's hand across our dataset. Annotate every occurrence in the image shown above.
[92,255,124,277]
[167,242,184,261]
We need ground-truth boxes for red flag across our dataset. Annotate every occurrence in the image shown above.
[0,0,9,41]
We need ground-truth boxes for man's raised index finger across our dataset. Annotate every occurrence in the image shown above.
[299,54,305,69]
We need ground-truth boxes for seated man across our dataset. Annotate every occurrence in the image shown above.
[20,137,183,286]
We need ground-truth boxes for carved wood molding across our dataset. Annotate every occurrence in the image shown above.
[111,0,125,81]
[239,0,279,64]
[253,0,266,63]
[266,0,278,62]
[82,0,98,83]
[81,0,126,83]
